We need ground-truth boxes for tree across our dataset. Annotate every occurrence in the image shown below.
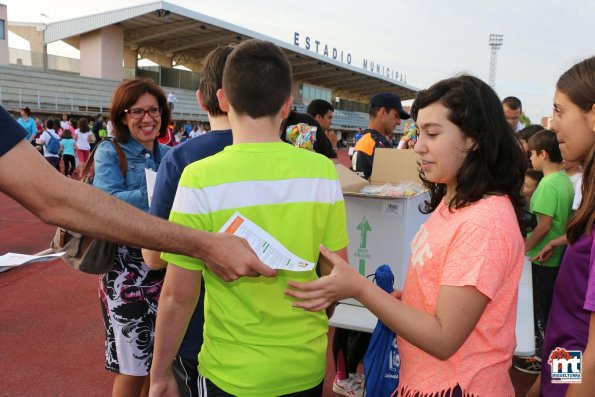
[519,113,531,127]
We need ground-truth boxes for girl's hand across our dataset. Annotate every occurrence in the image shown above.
[284,245,365,311]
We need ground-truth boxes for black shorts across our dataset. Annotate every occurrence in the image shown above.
[197,374,323,397]
[173,356,199,397]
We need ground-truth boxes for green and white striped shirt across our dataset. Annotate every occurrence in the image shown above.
[162,142,348,396]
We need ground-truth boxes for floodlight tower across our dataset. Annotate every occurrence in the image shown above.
[488,33,504,87]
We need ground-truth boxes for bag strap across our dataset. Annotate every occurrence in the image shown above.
[81,138,127,181]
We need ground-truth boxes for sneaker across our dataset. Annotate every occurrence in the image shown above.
[513,355,541,374]
[333,376,363,397]
[349,372,365,386]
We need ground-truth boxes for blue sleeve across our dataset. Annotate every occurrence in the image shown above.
[1,107,26,157]
[93,141,148,210]
[149,151,183,219]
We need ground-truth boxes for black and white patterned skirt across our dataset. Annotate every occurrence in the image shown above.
[99,245,165,376]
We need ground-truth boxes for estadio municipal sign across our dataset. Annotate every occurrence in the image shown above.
[292,32,407,84]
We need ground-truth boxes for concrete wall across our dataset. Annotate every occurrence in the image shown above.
[123,47,137,69]
[7,24,44,54]
[80,25,123,80]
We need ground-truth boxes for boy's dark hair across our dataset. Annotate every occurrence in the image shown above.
[526,169,544,184]
[557,56,595,242]
[222,39,292,118]
[77,118,90,133]
[110,78,170,142]
[21,107,31,116]
[199,44,235,117]
[502,96,522,111]
[45,119,54,129]
[307,99,334,119]
[527,129,563,163]
[410,75,528,232]
[518,124,545,143]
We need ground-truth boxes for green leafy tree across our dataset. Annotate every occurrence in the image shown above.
[519,113,531,127]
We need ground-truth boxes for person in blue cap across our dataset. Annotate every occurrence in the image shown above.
[352,93,411,179]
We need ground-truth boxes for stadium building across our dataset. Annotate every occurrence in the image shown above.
[0,1,417,141]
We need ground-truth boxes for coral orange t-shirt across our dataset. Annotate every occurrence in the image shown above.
[397,196,524,397]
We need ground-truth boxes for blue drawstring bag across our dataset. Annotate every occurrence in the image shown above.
[363,264,400,396]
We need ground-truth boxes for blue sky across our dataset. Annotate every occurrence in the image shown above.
[5,0,593,122]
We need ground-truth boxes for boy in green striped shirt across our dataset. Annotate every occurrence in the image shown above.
[150,39,349,397]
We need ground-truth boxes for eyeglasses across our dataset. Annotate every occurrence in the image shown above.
[124,106,162,119]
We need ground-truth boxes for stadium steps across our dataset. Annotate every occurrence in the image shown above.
[0,65,369,128]
[0,66,207,121]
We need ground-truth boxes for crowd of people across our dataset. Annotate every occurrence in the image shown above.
[15,107,213,179]
[1,39,593,397]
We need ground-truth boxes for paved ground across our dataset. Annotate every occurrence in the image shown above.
[0,148,536,396]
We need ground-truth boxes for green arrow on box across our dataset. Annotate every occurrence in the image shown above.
[356,217,372,274]
[357,216,372,249]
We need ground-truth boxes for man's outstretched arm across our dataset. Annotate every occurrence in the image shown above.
[0,140,274,280]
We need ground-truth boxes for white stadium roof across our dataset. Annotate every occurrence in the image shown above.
[42,1,417,102]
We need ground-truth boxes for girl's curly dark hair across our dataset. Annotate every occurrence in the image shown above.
[411,75,529,233]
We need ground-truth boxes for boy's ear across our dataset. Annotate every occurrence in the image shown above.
[196,90,207,112]
[279,96,294,120]
[216,89,230,113]
[590,103,595,133]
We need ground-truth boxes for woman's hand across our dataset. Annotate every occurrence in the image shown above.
[285,245,366,311]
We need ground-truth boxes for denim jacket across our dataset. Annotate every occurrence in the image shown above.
[93,137,170,212]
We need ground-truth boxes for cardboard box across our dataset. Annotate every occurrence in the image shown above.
[329,148,429,333]
[330,148,535,356]
[336,148,429,291]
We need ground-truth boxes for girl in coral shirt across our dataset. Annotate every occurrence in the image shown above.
[287,75,529,397]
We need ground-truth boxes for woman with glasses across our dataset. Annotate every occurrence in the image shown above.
[93,78,171,397]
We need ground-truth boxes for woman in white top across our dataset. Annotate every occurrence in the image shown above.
[75,118,93,177]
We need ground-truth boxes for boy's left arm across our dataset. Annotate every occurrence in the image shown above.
[525,213,552,253]
[150,265,201,396]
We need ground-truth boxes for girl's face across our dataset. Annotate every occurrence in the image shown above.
[551,90,595,162]
[414,102,476,195]
[122,93,161,150]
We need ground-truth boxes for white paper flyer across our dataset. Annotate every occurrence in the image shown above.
[0,252,65,272]
[145,168,157,207]
[218,212,315,272]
